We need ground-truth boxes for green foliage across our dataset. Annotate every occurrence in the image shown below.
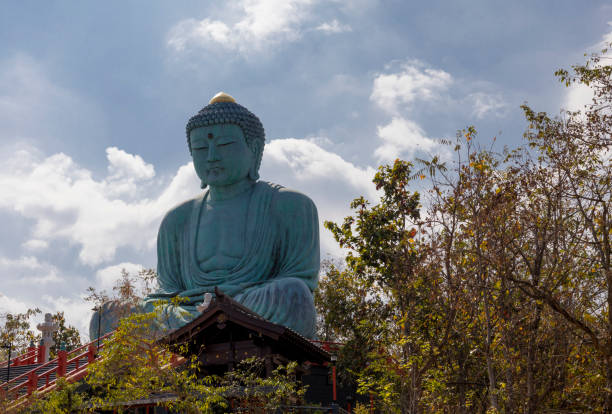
[0,308,40,358]
[85,267,158,307]
[224,358,306,412]
[320,159,456,413]
[24,378,85,414]
[49,312,81,358]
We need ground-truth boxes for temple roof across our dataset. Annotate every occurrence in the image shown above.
[161,288,330,365]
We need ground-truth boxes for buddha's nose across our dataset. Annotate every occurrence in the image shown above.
[207,145,220,162]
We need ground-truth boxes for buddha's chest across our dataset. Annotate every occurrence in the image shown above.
[195,196,250,271]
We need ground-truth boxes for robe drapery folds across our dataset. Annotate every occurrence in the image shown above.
[143,181,320,338]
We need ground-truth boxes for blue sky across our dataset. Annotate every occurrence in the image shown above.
[0,1,610,338]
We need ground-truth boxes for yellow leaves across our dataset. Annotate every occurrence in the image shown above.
[471,161,487,171]
[583,313,596,325]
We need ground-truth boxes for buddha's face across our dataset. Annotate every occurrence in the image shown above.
[190,124,254,188]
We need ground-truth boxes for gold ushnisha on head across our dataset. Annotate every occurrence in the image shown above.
[209,91,236,104]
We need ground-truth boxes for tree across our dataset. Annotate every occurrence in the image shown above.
[420,130,594,412]
[23,378,86,414]
[512,46,612,412]
[0,308,40,359]
[321,160,463,413]
[49,312,81,358]
[85,267,158,341]
[85,267,158,307]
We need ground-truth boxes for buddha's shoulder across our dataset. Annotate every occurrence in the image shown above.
[258,182,317,213]
[159,195,202,229]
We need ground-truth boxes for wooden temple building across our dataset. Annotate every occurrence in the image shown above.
[162,288,330,377]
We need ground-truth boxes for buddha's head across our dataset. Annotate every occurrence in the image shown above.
[186,92,265,189]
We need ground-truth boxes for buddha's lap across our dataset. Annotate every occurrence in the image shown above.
[235,277,316,336]
[90,277,316,339]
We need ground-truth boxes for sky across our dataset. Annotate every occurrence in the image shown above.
[0,0,611,340]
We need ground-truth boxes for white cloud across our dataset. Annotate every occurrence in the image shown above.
[95,262,145,293]
[262,138,378,255]
[561,22,612,113]
[264,138,377,196]
[22,239,49,251]
[370,62,453,114]
[167,18,234,51]
[0,256,62,285]
[0,256,43,270]
[167,0,351,55]
[167,0,316,53]
[315,19,352,33]
[595,21,612,50]
[26,272,62,284]
[0,293,33,316]
[369,62,448,162]
[104,147,156,199]
[236,0,314,39]
[0,147,199,266]
[375,117,441,162]
[468,92,508,119]
[563,83,594,112]
[106,147,155,181]
[369,61,510,161]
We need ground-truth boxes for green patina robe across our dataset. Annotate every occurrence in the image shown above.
[143,181,319,338]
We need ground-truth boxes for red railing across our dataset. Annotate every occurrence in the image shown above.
[3,337,338,404]
[310,340,343,353]
[0,346,40,368]
[62,331,114,365]
[2,331,114,400]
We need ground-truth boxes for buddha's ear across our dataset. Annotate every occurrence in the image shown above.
[248,164,259,181]
[200,180,208,189]
[248,140,262,181]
